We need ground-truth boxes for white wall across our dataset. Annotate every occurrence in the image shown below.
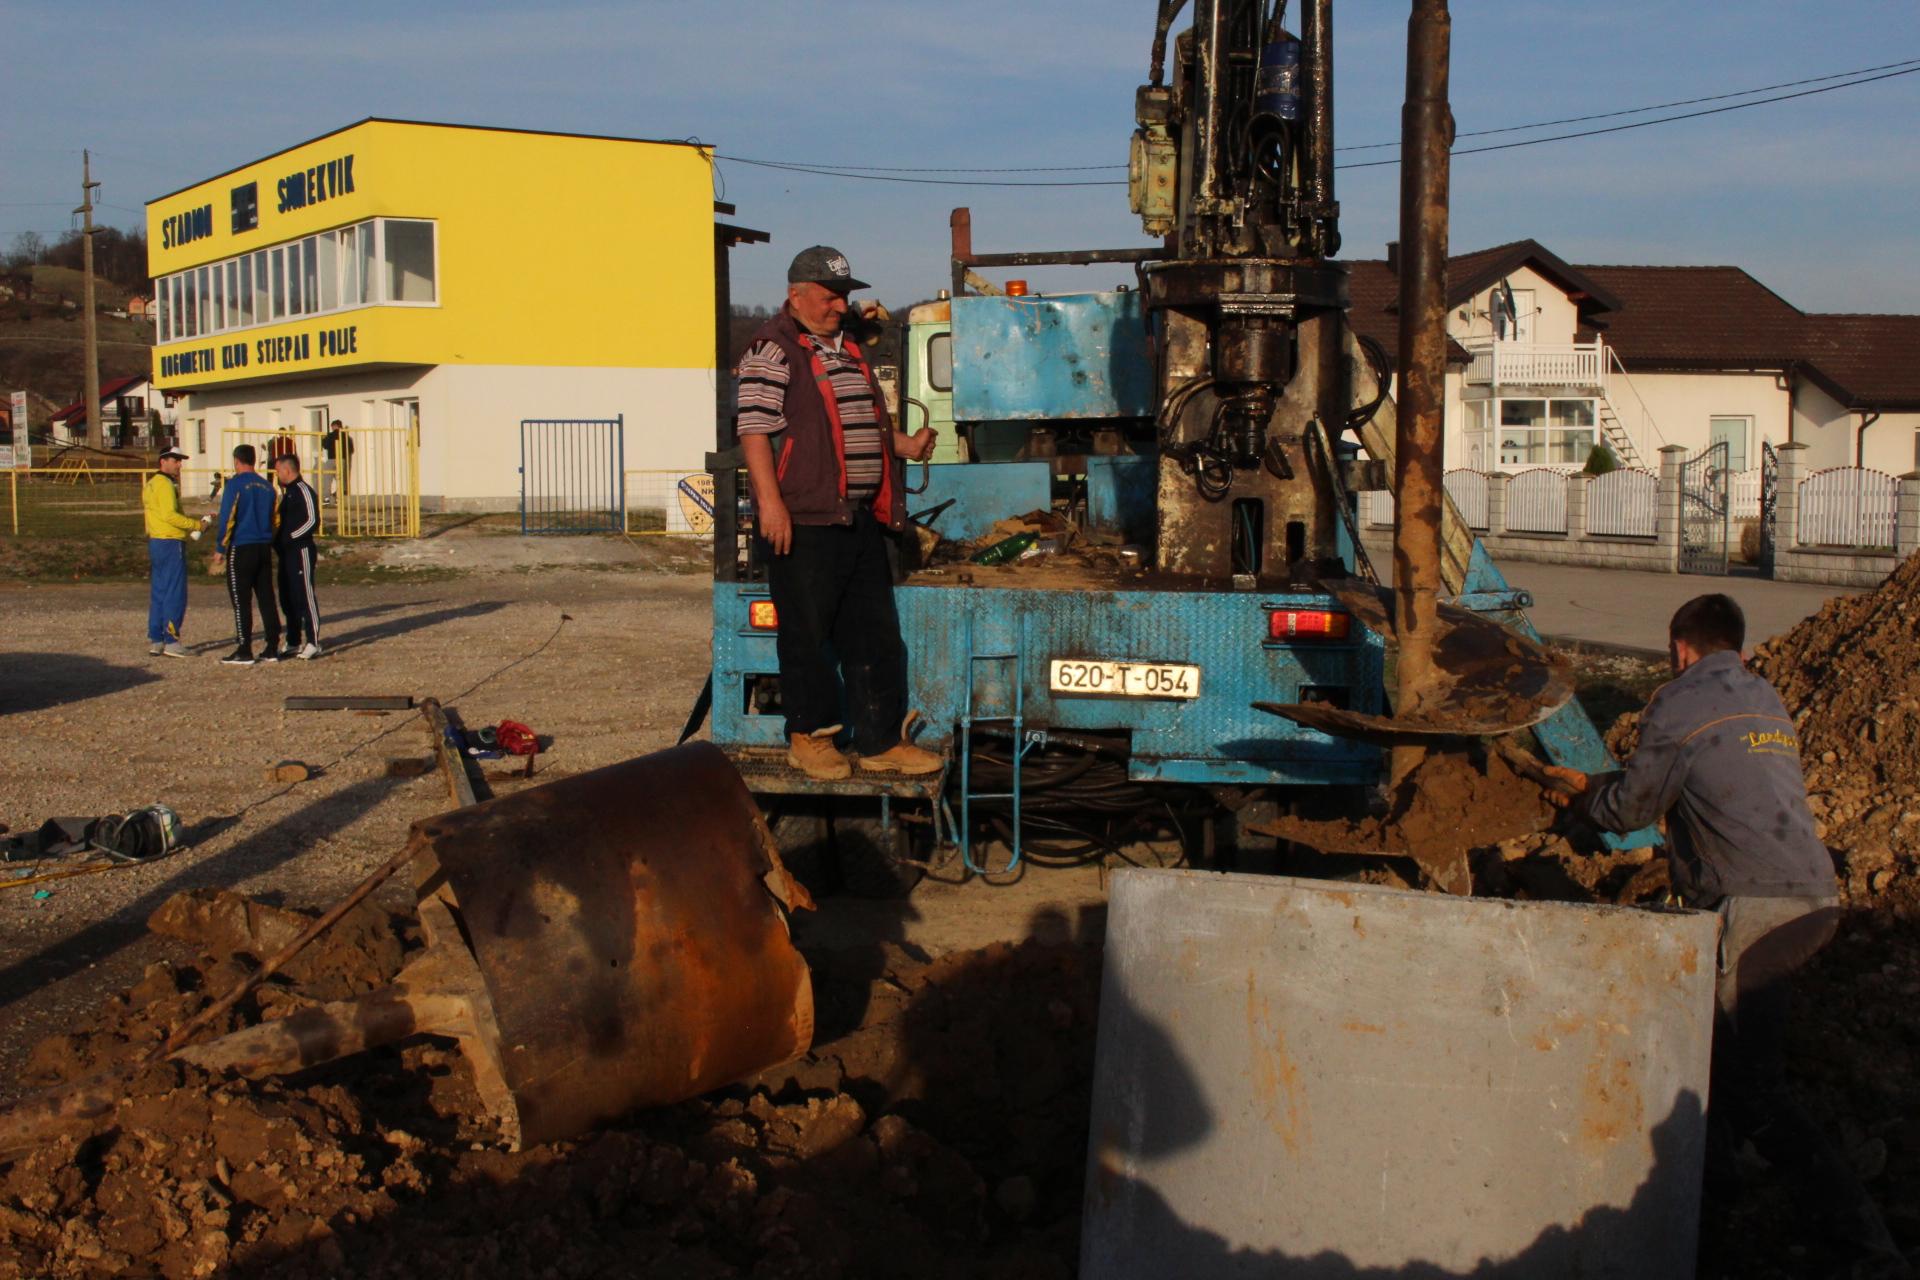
[1448,266,1582,346]
[433,364,714,509]
[1791,379,1854,470]
[170,364,715,509]
[1864,412,1920,476]
[1608,370,1788,466]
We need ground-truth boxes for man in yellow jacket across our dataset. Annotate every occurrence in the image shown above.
[144,446,208,657]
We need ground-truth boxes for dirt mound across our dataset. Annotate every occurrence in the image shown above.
[0,893,1097,1280]
[1750,552,1920,907]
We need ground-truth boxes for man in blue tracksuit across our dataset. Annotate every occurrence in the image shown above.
[1547,594,1903,1268]
[209,443,281,666]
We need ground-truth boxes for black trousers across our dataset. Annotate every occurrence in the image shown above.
[226,543,280,652]
[1708,896,1891,1246]
[762,512,906,756]
[277,542,321,647]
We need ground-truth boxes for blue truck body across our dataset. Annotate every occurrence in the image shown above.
[706,286,1653,869]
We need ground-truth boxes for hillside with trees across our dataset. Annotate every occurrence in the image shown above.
[2,229,155,433]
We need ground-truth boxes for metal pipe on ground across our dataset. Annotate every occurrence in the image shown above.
[1389,0,1453,785]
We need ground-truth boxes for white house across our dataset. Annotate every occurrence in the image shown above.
[1346,240,1920,479]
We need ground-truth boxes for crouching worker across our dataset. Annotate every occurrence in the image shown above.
[736,245,940,782]
[1545,593,1905,1272]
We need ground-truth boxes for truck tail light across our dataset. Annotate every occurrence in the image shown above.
[1268,609,1350,641]
[749,601,779,630]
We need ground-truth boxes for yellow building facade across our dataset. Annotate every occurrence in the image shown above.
[147,118,727,508]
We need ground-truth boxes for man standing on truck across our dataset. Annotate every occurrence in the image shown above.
[1545,594,1905,1270]
[735,245,941,782]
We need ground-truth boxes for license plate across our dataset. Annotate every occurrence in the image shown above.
[1048,659,1201,700]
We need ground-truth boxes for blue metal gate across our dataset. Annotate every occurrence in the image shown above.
[519,417,625,534]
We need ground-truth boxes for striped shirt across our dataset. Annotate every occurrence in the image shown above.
[736,332,885,503]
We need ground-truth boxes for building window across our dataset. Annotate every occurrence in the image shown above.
[269,247,286,319]
[317,233,339,311]
[383,220,436,303]
[194,418,207,455]
[156,217,435,347]
[927,333,953,391]
[1709,416,1750,471]
[238,254,255,325]
[1497,397,1594,468]
[358,223,378,304]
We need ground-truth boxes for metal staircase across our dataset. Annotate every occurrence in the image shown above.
[1598,346,1664,472]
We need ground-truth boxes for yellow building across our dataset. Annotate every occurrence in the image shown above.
[147,118,760,511]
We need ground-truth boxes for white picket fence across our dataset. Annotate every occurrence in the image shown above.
[1727,467,1763,521]
[1444,469,1489,530]
[1799,466,1898,548]
[1506,468,1568,534]
[1588,468,1657,538]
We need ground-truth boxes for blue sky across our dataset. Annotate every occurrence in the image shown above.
[5,1,1917,314]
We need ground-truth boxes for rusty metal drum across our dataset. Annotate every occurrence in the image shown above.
[413,742,814,1148]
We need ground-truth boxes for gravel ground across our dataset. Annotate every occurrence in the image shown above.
[0,531,1111,1104]
[0,548,716,1101]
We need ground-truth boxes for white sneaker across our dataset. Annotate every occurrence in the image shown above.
[298,642,323,660]
[148,643,164,657]
[161,642,190,658]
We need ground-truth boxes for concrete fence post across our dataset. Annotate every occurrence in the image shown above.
[1565,472,1590,541]
[1898,473,1920,560]
[1775,442,1808,551]
[1485,472,1510,536]
[1656,446,1687,573]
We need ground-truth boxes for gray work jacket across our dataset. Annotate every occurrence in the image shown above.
[1577,650,1837,902]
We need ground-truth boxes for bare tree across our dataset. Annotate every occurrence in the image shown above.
[5,231,45,270]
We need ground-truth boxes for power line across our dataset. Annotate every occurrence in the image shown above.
[719,55,1920,184]
[1336,55,1920,152]
[719,158,1123,174]
[716,156,1125,187]
[1336,63,1920,170]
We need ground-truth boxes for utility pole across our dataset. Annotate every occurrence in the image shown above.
[75,150,102,451]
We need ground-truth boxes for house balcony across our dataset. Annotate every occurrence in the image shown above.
[1462,339,1606,390]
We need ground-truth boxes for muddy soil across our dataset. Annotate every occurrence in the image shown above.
[0,888,1101,1280]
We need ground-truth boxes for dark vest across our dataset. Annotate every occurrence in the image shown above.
[742,307,905,531]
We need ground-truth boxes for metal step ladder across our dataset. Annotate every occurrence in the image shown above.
[957,613,1033,874]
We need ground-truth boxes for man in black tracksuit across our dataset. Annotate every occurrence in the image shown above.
[1548,594,1905,1270]
[271,453,324,660]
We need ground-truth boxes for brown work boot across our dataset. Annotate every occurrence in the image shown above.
[856,741,944,776]
[787,729,851,781]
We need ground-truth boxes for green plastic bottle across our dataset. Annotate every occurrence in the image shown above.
[971,532,1039,565]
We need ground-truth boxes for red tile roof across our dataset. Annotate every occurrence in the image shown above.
[50,374,148,427]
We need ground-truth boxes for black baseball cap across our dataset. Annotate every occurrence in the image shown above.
[158,447,189,461]
[788,245,868,293]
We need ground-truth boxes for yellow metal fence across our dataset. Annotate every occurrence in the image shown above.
[3,429,418,542]
[220,427,420,538]
[0,466,224,538]
[624,469,716,536]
